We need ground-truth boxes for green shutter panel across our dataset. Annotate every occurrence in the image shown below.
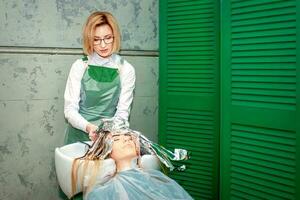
[159,0,220,199]
[221,0,300,199]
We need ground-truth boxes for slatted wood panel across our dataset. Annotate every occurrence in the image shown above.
[166,109,215,199]
[221,0,299,199]
[159,0,220,199]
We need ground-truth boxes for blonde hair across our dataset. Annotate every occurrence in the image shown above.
[71,131,111,196]
[82,11,121,55]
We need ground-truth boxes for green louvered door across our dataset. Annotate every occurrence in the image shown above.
[221,0,300,199]
[159,0,220,199]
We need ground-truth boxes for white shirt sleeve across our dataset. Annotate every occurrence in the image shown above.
[64,59,89,132]
[114,59,136,122]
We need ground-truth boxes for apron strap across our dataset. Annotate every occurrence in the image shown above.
[82,55,89,69]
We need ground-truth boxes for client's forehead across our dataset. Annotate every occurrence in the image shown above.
[112,133,131,137]
[112,132,132,136]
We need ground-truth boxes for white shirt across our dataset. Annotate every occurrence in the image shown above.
[64,53,135,132]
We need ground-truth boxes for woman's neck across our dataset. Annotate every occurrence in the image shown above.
[115,157,138,172]
[116,161,132,172]
[93,51,113,59]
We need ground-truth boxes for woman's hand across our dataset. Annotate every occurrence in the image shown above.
[86,123,98,141]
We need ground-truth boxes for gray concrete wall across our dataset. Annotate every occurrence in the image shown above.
[0,1,158,199]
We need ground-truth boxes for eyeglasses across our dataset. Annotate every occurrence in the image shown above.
[94,36,114,45]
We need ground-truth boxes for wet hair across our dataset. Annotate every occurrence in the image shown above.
[82,11,121,55]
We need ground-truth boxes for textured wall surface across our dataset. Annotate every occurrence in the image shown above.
[0,1,158,199]
[0,0,158,50]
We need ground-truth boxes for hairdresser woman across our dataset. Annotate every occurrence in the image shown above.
[64,11,135,144]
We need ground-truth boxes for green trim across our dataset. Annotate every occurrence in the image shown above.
[296,1,300,200]
[82,55,88,61]
[158,0,167,147]
[220,1,231,199]
[87,65,118,82]
[214,1,221,199]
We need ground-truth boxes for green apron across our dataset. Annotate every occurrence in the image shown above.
[60,56,121,199]
[64,57,121,144]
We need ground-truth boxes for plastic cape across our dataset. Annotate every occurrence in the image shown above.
[87,168,193,200]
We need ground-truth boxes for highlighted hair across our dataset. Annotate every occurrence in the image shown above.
[82,11,121,55]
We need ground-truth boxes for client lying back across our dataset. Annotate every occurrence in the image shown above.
[71,128,194,200]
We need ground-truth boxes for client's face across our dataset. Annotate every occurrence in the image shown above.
[110,133,137,161]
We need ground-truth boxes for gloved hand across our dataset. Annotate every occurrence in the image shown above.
[86,123,98,141]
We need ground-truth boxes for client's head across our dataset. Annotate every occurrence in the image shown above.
[110,133,139,161]
[109,132,140,171]
[74,130,140,170]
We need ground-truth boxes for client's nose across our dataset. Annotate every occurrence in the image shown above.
[123,137,129,142]
[122,135,131,143]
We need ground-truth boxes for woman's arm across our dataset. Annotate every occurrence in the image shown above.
[114,59,136,122]
[64,59,89,132]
